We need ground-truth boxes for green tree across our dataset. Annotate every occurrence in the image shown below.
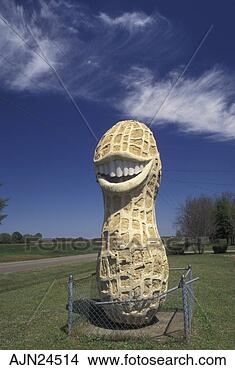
[0,233,11,244]
[0,184,8,225]
[11,231,23,244]
[214,196,233,245]
[221,193,235,245]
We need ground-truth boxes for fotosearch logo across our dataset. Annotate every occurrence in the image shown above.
[23,235,210,254]
[87,353,227,367]
[122,353,226,366]
[24,237,102,253]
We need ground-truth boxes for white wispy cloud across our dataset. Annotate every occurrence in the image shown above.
[0,0,175,99]
[99,12,153,32]
[0,1,234,141]
[0,1,63,91]
[120,67,235,140]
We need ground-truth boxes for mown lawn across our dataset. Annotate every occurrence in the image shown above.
[1,243,234,263]
[0,254,234,349]
[0,243,98,262]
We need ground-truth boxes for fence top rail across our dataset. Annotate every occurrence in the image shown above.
[72,272,96,283]
[82,276,199,307]
[185,277,199,285]
[93,286,178,306]
[71,266,192,282]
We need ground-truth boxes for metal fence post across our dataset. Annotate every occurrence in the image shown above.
[189,265,194,308]
[181,275,190,341]
[67,274,74,335]
[188,265,193,332]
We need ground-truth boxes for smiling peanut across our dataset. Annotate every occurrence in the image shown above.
[94,120,169,325]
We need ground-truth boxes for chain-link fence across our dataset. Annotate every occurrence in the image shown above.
[66,265,198,342]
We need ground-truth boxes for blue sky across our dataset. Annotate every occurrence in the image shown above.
[0,0,235,237]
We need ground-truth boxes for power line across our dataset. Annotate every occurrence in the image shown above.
[0,13,98,142]
[0,95,47,126]
[0,55,55,94]
[166,178,235,187]
[167,182,225,197]
[0,54,50,125]
[148,24,214,127]
[164,169,235,172]
[27,25,98,141]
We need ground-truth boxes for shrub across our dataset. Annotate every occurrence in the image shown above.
[166,237,185,255]
[11,231,23,243]
[0,233,11,244]
[212,238,228,254]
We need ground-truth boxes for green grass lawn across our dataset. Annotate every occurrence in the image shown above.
[0,254,234,349]
[0,243,98,262]
[1,243,234,263]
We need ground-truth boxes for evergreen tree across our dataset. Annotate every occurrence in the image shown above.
[11,231,23,244]
[214,196,233,244]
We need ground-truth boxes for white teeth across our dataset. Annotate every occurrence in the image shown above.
[123,161,129,177]
[96,160,147,177]
[110,161,116,177]
[116,160,123,177]
[134,164,140,174]
[129,165,134,176]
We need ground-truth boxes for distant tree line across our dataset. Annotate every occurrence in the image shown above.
[0,232,43,244]
[0,234,99,244]
[175,193,235,246]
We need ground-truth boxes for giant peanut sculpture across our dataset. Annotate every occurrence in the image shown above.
[94,120,169,325]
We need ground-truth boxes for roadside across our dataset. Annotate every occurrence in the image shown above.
[1,242,234,269]
[0,243,98,263]
[0,253,97,273]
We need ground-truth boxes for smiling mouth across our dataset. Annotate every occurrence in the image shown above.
[94,156,153,192]
[95,159,150,183]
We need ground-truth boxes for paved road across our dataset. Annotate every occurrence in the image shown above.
[1,250,234,274]
[0,254,97,273]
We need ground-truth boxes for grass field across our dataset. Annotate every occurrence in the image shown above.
[0,243,98,262]
[0,253,234,349]
[1,243,234,263]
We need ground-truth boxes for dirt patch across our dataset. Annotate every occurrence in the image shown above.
[73,310,184,343]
